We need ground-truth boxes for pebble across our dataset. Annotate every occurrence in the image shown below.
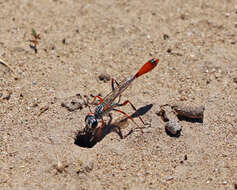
[163,34,169,40]
[222,181,227,185]
[56,160,64,173]
[167,176,174,181]
[165,120,182,135]
[225,13,230,17]
[98,73,111,82]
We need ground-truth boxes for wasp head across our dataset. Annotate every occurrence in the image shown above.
[85,113,98,132]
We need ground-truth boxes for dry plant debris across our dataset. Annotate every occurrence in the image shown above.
[30,28,40,53]
[98,73,111,82]
[38,105,49,116]
[53,160,68,174]
[0,59,16,79]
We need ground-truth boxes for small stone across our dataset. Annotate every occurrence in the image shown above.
[222,181,227,185]
[51,45,55,50]
[163,34,169,40]
[98,73,111,82]
[184,154,187,160]
[56,160,64,173]
[180,14,186,20]
[165,120,182,135]
[225,13,230,17]
[167,48,172,53]
[167,176,174,181]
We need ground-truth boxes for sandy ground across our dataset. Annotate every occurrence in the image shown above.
[1,0,237,189]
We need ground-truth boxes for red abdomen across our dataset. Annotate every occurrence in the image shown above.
[135,58,159,78]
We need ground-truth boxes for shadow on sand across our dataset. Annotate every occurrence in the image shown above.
[74,104,153,148]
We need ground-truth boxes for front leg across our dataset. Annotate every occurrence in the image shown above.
[94,118,105,139]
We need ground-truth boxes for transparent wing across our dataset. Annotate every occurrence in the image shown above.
[102,77,134,106]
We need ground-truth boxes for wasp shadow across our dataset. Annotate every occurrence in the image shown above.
[74,104,153,148]
[130,104,153,119]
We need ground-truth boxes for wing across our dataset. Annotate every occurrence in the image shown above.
[102,77,135,106]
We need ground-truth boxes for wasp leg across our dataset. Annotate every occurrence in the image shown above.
[112,108,141,129]
[115,100,145,125]
[111,78,122,103]
[111,78,120,91]
[95,118,105,139]
[89,95,104,105]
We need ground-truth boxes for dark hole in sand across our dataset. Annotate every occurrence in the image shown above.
[74,131,97,148]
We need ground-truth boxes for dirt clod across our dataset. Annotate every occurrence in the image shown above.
[172,104,205,121]
[98,73,111,82]
[61,94,85,111]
